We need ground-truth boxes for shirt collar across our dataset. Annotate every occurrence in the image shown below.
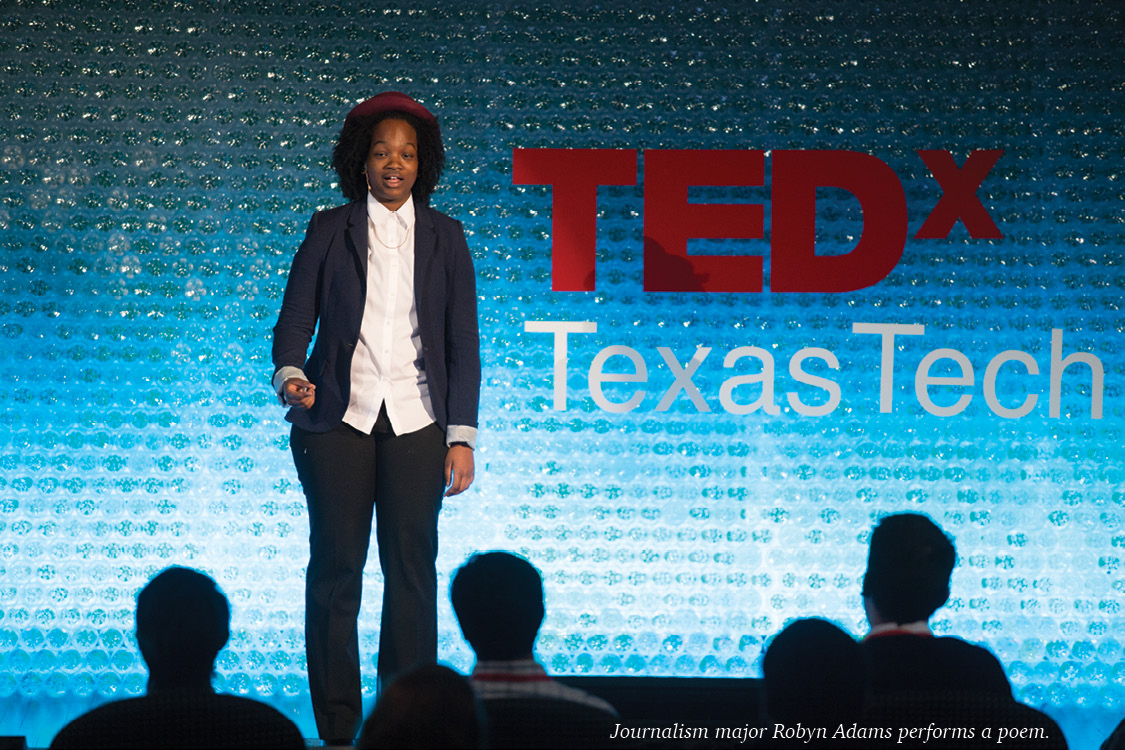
[471,658,547,677]
[865,620,933,640]
[367,191,414,227]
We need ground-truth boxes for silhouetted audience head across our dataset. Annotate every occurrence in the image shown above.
[136,566,230,690]
[762,618,865,726]
[863,512,955,626]
[51,566,305,749]
[451,551,544,661]
[358,663,483,749]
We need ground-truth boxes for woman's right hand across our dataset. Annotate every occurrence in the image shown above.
[281,378,316,410]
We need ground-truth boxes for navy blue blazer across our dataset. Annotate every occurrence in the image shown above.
[271,199,480,435]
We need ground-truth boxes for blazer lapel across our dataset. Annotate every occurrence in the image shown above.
[346,200,368,280]
[414,204,437,300]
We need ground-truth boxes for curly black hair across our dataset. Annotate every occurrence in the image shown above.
[331,111,445,206]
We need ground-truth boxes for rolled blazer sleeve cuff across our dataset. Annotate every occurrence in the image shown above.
[446,425,477,450]
[273,366,309,396]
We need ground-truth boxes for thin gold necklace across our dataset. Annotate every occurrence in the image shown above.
[371,215,414,250]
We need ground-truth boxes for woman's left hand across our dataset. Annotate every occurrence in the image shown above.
[444,445,475,496]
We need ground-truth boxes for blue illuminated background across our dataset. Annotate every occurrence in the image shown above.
[0,1,1121,746]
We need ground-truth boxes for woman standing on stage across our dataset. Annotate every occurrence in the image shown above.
[271,91,480,744]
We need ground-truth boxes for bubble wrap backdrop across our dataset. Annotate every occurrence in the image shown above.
[0,0,1121,739]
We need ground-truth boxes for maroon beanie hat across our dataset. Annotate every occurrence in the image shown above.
[345,91,438,127]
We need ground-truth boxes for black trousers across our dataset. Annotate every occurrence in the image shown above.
[290,419,446,740]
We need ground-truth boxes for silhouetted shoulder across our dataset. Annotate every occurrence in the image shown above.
[1104,719,1125,750]
[864,691,1067,749]
[51,693,305,750]
[481,697,617,750]
[862,635,1012,697]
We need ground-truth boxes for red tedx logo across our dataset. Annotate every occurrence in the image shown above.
[511,148,1004,293]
